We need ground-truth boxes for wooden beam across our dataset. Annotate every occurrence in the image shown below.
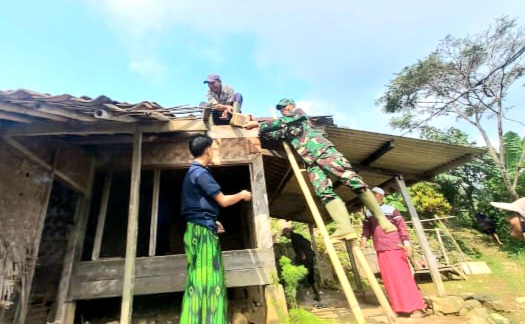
[250,155,273,249]
[148,169,161,256]
[0,111,32,123]
[34,103,98,122]
[0,102,68,122]
[54,159,95,324]
[424,154,475,178]
[0,119,208,136]
[394,175,446,296]
[269,167,292,205]
[91,171,113,260]
[120,131,143,324]
[70,249,275,299]
[361,139,395,166]
[2,136,88,194]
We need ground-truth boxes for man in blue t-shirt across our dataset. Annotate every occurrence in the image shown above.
[180,134,252,324]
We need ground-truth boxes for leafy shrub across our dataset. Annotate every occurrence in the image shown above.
[279,256,308,308]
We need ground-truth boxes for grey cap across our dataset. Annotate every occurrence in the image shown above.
[203,73,221,84]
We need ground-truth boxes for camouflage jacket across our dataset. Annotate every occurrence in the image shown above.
[259,108,334,165]
[206,85,235,105]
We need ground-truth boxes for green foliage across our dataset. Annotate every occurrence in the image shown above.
[377,16,525,199]
[384,192,407,212]
[279,256,308,308]
[289,308,338,324]
[409,182,452,218]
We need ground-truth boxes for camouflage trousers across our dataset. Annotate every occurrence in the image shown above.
[306,147,367,205]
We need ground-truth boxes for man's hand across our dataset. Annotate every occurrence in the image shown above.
[219,106,234,119]
[216,221,225,234]
[360,239,367,249]
[240,190,252,201]
[242,120,259,130]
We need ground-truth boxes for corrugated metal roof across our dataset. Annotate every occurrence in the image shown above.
[266,126,483,223]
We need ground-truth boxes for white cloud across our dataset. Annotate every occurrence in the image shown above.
[129,58,167,81]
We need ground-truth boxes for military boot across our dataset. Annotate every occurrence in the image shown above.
[358,189,396,233]
[325,198,357,242]
[232,101,241,113]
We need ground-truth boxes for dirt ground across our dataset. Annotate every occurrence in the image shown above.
[295,228,525,324]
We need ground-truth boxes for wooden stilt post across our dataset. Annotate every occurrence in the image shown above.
[278,141,366,324]
[54,158,96,324]
[344,241,363,293]
[120,131,143,324]
[308,224,327,285]
[394,175,446,296]
[91,170,113,260]
[149,169,161,257]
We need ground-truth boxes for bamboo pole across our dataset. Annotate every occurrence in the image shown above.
[120,131,143,324]
[435,228,450,266]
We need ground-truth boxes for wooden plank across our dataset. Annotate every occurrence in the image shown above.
[69,249,275,299]
[0,102,68,122]
[250,155,273,249]
[35,104,98,122]
[0,119,208,136]
[73,249,275,280]
[54,158,95,323]
[91,171,113,260]
[71,267,275,300]
[207,125,260,139]
[394,175,446,296]
[120,131,142,324]
[0,111,32,123]
[148,169,161,256]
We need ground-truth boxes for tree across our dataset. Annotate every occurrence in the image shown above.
[377,16,525,199]
[421,127,498,219]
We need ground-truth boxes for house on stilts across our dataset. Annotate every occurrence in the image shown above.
[0,89,482,324]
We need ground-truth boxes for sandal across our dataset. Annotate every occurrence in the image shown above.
[409,310,426,318]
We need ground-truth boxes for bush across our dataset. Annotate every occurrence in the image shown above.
[279,256,308,308]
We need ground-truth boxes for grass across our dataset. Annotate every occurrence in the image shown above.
[289,308,340,324]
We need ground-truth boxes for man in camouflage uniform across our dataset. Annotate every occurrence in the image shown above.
[203,73,243,125]
[243,99,396,241]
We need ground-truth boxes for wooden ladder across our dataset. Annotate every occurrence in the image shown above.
[272,111,397,324]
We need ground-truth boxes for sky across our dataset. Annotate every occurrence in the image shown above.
[0,0,523,145]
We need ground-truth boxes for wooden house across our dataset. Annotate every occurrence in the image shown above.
[0,89,482,324]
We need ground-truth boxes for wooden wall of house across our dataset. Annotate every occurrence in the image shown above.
[0,140,53,321]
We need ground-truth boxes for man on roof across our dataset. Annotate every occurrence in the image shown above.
[203,73,243,125]
[243,99,396,242]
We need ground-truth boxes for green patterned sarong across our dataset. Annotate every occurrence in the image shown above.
[181,222,227,324]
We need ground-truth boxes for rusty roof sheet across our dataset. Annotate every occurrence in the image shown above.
[0,89,203,124]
